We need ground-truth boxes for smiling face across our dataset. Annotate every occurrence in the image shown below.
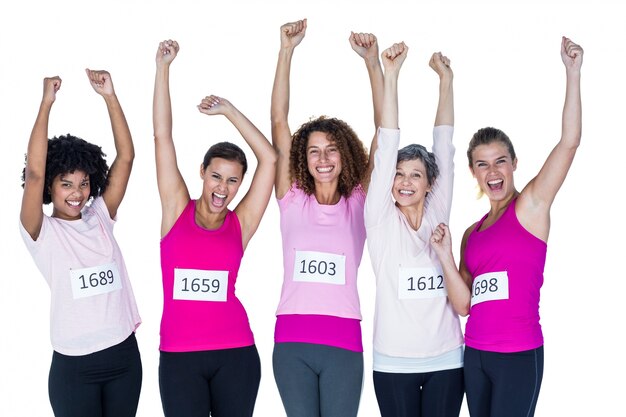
[50,170,91,220]
[306,131,342,187]
[200,157,244,213]
[393,158,432,208]
[470,142,517,201]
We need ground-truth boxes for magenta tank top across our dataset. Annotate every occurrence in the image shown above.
[464,198,546,353]
[159,200,254,352]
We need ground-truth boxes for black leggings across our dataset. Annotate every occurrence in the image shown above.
[464,346,544,417]
[373,368,464,417]
[48,333,142,417]
[159,345,261,417]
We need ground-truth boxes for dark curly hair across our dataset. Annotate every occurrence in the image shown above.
[21,134,109,204]
[290,116,368,197]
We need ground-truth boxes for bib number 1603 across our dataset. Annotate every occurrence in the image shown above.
[293,250,346,285]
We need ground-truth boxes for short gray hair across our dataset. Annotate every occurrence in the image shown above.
[397,144,439,187]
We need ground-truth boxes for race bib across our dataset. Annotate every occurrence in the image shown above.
[398,266,447,299]
[293,250,346,285]
[70,262,122,299]
[173,268,228,302]
[471,271,509,307]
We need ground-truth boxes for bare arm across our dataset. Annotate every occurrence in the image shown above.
[20,77,61,240]
[85,69,134,219]
[380,42,408,129]
[271,19,306,199]
[518,37,583,239]
[349,31,383,192]
[198,96,277,249]
[429,52,454,127]
[431,223,472,316]
[153,40,190,237]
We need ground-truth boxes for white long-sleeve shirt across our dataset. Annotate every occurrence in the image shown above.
[365,127,463,370]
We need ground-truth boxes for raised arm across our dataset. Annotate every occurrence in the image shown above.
[271,19,306,199]
[430,223,471,316]
[518,37,583,239]
[20,77,61,240]
[85,69,134,219]
[153,39,190,237]
[381,42,408,129]
[198,95,277,249]
[429,52,454,127]
[349,31,383,192]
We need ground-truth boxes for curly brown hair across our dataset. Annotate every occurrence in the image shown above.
[290,116,368,197]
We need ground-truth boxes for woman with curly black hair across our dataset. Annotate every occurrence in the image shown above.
[270,18,381,417]
[20,70,142,417]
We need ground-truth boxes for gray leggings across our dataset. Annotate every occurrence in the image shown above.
[273,342,363,417]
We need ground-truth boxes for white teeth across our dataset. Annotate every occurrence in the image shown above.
[214,192,226,199]
[399,190,414,195]
[488,179,503,185]
[317,167,332,173]
[67,201,81,206]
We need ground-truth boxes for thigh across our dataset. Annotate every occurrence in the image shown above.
[373,371,421,417]
[421,368,464,417]
[463,347,491,417]
[273,343,321,417]
[102,334,143,417]
[49,352,102,417]
[317,345,363,417]
[159,351,210,417]
[209,345,261,417]
[488,347,544,417]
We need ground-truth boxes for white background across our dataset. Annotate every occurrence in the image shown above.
[1,0,624,415]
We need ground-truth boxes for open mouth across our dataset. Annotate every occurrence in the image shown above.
[487,179,504,191]
[212,192,226,208]
[398,189,415,196]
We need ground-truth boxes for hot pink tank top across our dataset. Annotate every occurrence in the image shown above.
[464,198,546,353]
[159,200,254,352]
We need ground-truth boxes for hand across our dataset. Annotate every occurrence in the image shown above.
[429,52,453,80]
[197,95,232,116]
[561,36,583,71]
[280,19,307,49]
[349,32,379,61]
[156,39,179,66]
[42,76,61,104]
[85,69,115,97]
[430,223,452,256]
[381,42,408,73]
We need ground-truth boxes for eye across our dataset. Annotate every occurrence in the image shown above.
[496,158,507,165]
[211,173,221,180]
[476,162,487,168]
[228,178,239,184]
[308,149,319,155]
[395,172,403,177]
[411,173,421,179]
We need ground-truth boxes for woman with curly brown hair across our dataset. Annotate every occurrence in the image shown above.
[270,18,381,417]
